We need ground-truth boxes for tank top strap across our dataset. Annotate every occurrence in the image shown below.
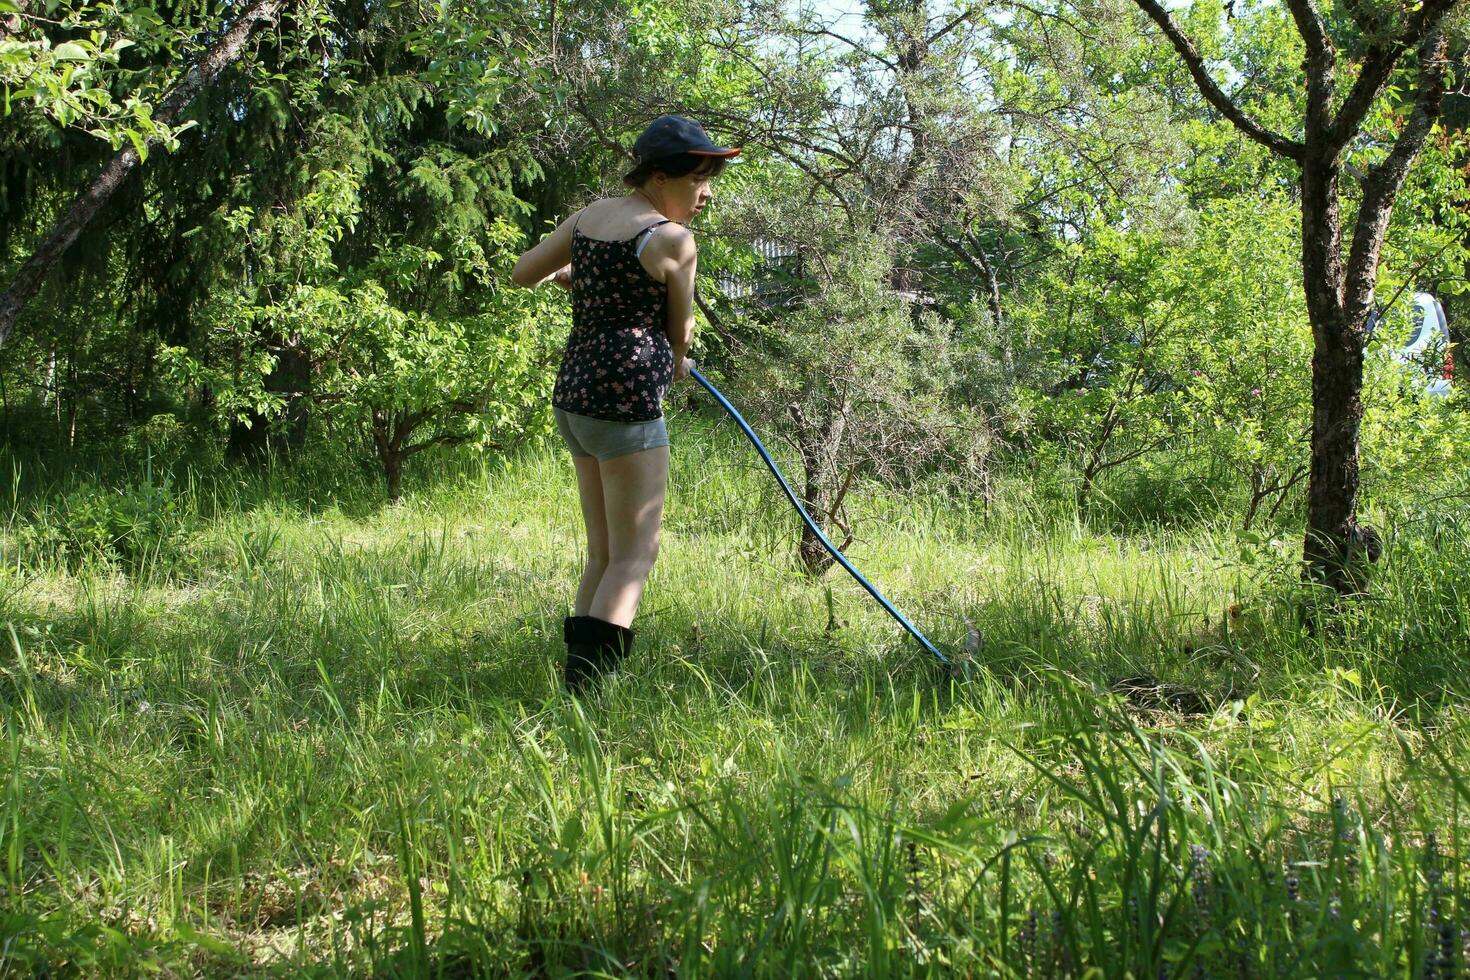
[633,219,674,257]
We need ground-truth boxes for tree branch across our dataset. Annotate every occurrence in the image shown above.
[1324,0,1461,157]
[938,231,990,281]
[1130,0,1305,160]
[1282,0,1336,142]
[402,432,488,459]
[693,287,742,352]
[797,24,899,72]
[0,0,289,347]
[569,91,635,163]
[937,230,1005,329]
[1343,27,1452,318]
[927,6,978,46]
[998,0,1099,42]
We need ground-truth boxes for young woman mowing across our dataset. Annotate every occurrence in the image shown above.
[510,115,739,691]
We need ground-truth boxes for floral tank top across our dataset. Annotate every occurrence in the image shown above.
[552,217,674,423]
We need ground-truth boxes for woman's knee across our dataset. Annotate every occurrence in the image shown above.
[633,530,661,566]
[604,553,657,580]
[608,522,660,564]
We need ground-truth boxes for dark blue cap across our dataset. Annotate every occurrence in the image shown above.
[632,115,741,165]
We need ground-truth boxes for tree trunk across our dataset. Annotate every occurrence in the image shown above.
[979,248,1004,334]
[372,412,403,502]
[1297,153,1365,588]
[793,406,836,576]
[1298,30,1449,590]
[384,454,404,502]
[798,523,833,575]
[789,401,854,575]
[372,407,439,502]
[226,334,312,458]
[0,0,287,347]
[38,349,55,406]
[1301,305,1368,587]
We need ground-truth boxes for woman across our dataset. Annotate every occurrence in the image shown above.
[510,115,739,691]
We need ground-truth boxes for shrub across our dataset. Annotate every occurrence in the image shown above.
[19,477,193,572]
[122,413,224,478]
[722,237,997,572]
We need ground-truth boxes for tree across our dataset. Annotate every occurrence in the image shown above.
[1129,0,1464,591]
[0,0,290,347]
[154,0,580,498]
[1,0,616,477]
[165,274,564,500]
[1020,227,1194,509]
[723,233,994,574]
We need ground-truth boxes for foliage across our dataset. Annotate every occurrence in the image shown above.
[1011,186,1466,529]
[728,235,994,570]
[119,0,578,496]
[1359,348,1467,505]
[1357,116,1470,504]
[17,472,190,569]
[6,0,1470,970]
[1171,196,1314,528]
[1015,224,1195,507]
[161,195,568,497]
[0,1,201,154]
[122,411,223,474]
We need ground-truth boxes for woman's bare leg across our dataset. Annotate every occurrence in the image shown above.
[571,454,610,615]
[588,444,669,627]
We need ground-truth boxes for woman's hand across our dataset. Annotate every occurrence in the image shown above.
[674,356,694,382]
[550,266,572,291]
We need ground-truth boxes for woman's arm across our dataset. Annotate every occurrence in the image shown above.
[510,210,581,288]
[656,227,698,378]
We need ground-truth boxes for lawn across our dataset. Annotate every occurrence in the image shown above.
[3,413,1468,976]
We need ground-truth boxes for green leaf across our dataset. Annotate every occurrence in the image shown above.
[53,42,91,62]
[125,128,148,162]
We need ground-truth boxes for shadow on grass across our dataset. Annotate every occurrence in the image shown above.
[0,574,1270,737]
[5,530,1467,749]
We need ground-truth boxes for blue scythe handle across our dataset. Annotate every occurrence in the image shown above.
[687,365,952,670]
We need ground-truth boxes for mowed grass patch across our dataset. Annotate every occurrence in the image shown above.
[2,418,1468,976]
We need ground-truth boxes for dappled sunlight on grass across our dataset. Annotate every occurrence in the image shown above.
[3,428,1469,974]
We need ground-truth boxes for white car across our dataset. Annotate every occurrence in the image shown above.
[1367,291,1454,398]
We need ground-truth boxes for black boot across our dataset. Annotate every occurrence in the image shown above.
[563,615,600,692]
[587,617,635,676]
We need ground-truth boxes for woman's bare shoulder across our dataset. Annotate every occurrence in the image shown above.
[579,197,617,217]
[647,215,694,242]
[651,221,696,257]
[570,198,608,225]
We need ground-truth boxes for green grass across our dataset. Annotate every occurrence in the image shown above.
[2,411,1468,976]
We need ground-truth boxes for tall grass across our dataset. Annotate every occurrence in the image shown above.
[1,410,1467,975]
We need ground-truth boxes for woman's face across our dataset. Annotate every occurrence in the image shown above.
[652,170,715,222]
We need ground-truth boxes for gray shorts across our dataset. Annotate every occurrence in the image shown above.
[553,407,669,461]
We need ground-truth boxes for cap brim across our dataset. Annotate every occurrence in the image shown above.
[689,147,742,157]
